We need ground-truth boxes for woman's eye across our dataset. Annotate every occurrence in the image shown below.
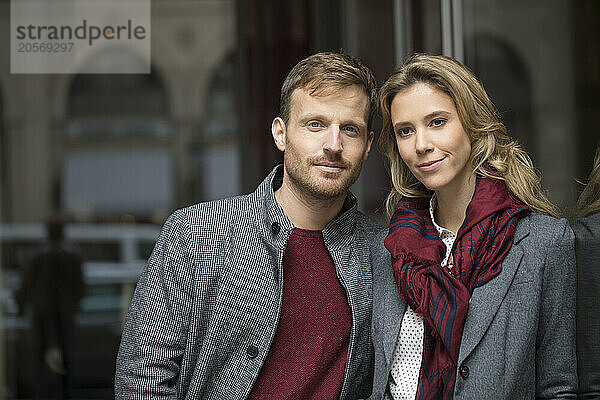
[396,127,412,137]
[430,118,446,127]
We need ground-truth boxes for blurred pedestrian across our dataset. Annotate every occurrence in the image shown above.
[17,217,84,399]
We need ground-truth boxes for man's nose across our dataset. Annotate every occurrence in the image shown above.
[323,125,343,153]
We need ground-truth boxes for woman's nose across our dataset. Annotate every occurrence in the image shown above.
[414,130,434,154]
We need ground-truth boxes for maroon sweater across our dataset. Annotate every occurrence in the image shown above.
[248,227,352,399]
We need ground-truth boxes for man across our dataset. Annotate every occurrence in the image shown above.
[115,52,380,399]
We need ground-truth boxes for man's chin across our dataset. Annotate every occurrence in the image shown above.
[285,166,358,200]
[307,178,353,200]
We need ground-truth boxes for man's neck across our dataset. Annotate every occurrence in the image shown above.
[274,178,346,231]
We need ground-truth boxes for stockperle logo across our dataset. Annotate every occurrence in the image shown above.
[11,0,150,74]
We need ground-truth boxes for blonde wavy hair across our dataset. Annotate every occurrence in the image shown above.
[575,146,600,219]
[379,53,558,218]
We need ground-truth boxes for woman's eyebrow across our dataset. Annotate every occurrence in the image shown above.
[422,110,451,122]
[393,110,451,129]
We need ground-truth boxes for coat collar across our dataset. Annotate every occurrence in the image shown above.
[255,165,359,251]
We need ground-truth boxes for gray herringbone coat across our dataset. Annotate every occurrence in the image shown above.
[115,165,382,399]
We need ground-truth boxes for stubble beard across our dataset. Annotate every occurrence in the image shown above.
[283,147,364,202]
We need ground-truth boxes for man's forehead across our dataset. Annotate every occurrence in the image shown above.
[289,85,369,120]
[293,83,367,99]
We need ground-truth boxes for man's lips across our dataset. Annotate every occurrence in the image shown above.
[314,162,346,172]
[417,157,445,171]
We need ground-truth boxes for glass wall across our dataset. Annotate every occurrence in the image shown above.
[0,1,243,397]
[462,0,580,211]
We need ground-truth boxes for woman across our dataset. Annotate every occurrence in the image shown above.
[572,146,600,399]
[370,54,577,399]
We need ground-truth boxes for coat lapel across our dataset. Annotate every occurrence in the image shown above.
[457,215,531,366]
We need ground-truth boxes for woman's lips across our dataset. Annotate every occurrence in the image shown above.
[417,157,445,172]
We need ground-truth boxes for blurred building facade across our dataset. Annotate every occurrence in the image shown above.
[0,0,598,397]
[0,0,597,224]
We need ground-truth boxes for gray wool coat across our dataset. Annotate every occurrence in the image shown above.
[115,165,382,400]
[369,213,578,399]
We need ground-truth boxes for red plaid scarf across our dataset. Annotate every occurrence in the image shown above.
[384,176,530,400]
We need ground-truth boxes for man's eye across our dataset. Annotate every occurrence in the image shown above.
[308,121,322,129]
[343,126,359,134]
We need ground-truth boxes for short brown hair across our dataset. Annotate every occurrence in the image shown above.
[280,52,377,130]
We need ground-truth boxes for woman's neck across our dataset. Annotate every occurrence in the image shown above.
[434,175,477,235]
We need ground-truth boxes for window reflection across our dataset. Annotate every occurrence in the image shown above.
[1,1,241,396]
[190,51,241,203]
[462,0,578,210]
[1,0,595,397]
[465,34,535,161]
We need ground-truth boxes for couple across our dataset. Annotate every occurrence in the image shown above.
[115,52,576,399]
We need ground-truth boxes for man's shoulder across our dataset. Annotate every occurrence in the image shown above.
[169,191,260,227]
[150,193,261,253]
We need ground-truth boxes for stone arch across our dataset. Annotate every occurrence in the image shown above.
[60,50,174,221]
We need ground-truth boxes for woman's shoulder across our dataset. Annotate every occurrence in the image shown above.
[526,211,567,225]
[518,212,574,249]
[515,213,575,282]
[522,212,570,231]
[370,227,390,258]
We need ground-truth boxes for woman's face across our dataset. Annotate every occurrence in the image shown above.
[390,82,473,195]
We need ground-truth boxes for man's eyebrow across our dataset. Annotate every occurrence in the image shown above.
[297,113,329,123]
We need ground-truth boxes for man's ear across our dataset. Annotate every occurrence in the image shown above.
[363,130,374,161]
[272,117,286,152]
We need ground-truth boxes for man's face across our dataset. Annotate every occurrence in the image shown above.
[272,85,373,201]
